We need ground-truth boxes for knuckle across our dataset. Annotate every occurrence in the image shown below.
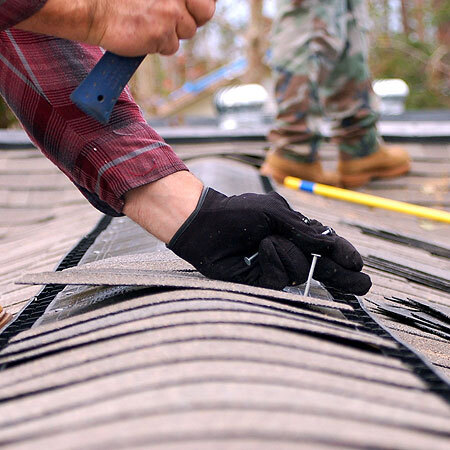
[163,39,179,56]
[172,40,180,53]
[186,25,197,39]
[165,2,179,19]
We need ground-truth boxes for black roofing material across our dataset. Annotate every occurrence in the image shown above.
[364,255,450,293]
[347,223,450,259]
[329,289,450,402]
[370,296,450,341]
[260,174,275,193]
[0,215,112,357]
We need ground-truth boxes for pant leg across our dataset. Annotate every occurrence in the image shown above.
[0,30,187,216]
[268,0,348,163]
[322,0,380,159]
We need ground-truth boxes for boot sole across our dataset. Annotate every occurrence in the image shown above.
[341,162,411,189]
[0,312,12,329]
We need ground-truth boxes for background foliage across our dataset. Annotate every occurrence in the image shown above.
[0,0,448,127]
[368,0,449,109]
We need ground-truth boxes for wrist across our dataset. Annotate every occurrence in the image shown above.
[123,171,204,244]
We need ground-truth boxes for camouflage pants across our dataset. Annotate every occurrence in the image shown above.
[268,0,380,162]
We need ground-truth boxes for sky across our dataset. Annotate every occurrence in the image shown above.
[216,0,276,25]
[217,0,402,30]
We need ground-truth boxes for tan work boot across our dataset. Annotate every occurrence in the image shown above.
[339,145,410,188]
[0,305,12,329]
[260,148,340,186]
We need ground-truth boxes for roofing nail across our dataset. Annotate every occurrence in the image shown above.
[244,252,259,266]
[304,253,321,297]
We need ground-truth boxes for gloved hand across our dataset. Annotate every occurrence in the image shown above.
[168,187,371,295]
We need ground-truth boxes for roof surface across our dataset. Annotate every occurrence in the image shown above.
[0,139,449,448]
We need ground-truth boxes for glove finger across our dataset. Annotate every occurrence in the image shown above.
[275,201,363,272]
[224,236,310,290]
[260,235,310,287]
[275,212,333,254]
[254,236,289,290]
[305,224,363,272]
[265,193,335,254]
[329,236,364,272]
[242,235,309,290]
[314,256,372,295]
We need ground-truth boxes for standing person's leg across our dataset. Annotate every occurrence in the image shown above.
[0,29,188,216]
[262,0,348,185]
[322,0,410,187]
[322,0,379,160]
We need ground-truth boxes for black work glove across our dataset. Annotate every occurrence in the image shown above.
[168,187,371,295]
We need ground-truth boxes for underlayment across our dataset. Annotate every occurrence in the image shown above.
[2,157,450,449]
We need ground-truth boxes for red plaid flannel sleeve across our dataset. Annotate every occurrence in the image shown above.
[0,29,188,215]
[0,0,48,30]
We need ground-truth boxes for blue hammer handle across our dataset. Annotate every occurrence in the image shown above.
[70,52,145,124]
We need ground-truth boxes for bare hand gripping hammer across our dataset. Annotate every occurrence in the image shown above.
[70,52,145,124]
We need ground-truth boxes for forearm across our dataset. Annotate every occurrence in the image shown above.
[15,0,93,43]
[0,0,47,31]
[123,171,204,244]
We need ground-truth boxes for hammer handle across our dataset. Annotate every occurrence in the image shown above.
[70,52,145,124]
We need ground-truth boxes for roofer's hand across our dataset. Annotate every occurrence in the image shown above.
[16,0,216,56]
[168,187,372,295]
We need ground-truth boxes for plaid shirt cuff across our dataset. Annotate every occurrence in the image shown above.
[74,122,189,216]
[0,0,48,31]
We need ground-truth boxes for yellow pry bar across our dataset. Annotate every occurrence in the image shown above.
[284,176,450,224]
